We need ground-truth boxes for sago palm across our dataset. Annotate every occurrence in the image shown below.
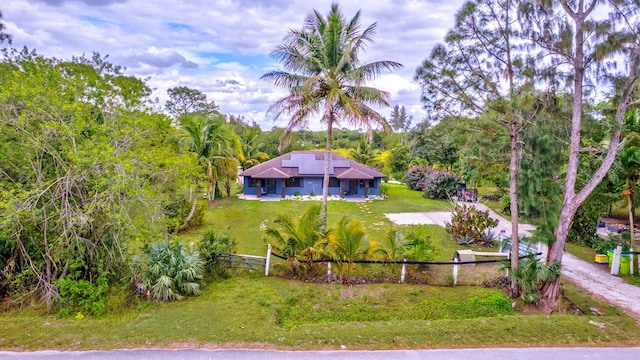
[262,3,401,231]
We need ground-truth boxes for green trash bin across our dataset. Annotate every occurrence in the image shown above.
[620,254,631,275]
[607,250,614,269]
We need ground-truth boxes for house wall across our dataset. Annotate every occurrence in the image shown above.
[243,176,383,196]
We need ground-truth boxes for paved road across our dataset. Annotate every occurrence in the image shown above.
[2,348,640,360]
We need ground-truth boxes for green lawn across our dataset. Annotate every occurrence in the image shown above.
[2,183,640,350]
[1,275,638,350]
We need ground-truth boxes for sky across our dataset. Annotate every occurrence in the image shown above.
[1,0,465,130]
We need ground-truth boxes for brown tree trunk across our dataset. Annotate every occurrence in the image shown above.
[508,121,520,296]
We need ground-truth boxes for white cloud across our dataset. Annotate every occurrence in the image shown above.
[2,0,465,129]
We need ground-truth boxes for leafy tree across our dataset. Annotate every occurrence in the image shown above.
[415,0,538,292]
[389,104,410,132]
[0,49,194,307]
[262,3,401,231]
[387,145,412,180]
[166,86,219,119]
[520,0,640,307]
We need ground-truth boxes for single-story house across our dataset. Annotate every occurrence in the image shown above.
[239,150,386,199]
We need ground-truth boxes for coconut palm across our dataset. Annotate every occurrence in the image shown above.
[178,113,240,223]
[262,3,401,231]
[262,203,326,275]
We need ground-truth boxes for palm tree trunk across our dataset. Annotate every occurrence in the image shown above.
[321,122,333,233]
[183,180,198,226]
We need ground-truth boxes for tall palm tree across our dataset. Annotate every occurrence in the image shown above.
[179,113,240,223]
[262,3,401,231]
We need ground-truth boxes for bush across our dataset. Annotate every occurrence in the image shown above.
[404,164,460,199]
[446,204,499,245]
[132,240,203,301]
[199,231,236,276]
[55,276,108,317]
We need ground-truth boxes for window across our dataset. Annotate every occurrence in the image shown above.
[329,177,340,187]
[369,179,377,189]
[286,177,301,187]
[249,177,259,187]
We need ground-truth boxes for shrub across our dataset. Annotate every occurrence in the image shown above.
[403,225,436,262]
[446,204,499,245]
[55,276,108,317]
[405,164,430,190]
[509,255,561,304]
[132,240,203,301]
[405,164,460,199]
[199,231,236,276]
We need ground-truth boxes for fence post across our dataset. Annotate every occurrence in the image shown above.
[400,258,406,283]
[611,246,622,275]
[327,262,332,283]
[265,244,272,276]
[630,247,635,276]
[453,257,459,286]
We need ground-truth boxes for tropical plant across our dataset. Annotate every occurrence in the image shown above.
[326,217,370,284]
[402,225,436,262]
[198,230,236,277]
[132,241,203,302]
[178,113,241,222]
[262,203,326,275]
[262,3,401,231]
[446,204,499,245]
[507,255,561,304]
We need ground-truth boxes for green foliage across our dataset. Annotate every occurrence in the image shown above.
[55,276,108,317]
[198,230,236,277]
[446,204,498,245]
[262,203,326,275]
[509,256,561,304]
[387,145,412,178]
[402,225,436,262]
[165,197,206,232]
[326,217,370,284]
[132,240,203,301]
[405,164,460,200]
[0,49,196,306]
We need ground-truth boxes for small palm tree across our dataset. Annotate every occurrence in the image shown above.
[132,240,203,302]
[374,228,409,275]
[262,3,401,231]
[262,203,326,275]
[326,216,370,284]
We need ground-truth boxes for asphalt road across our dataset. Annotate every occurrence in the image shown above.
[2,348,640,360]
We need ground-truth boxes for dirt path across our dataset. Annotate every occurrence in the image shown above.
[385,204,640,319]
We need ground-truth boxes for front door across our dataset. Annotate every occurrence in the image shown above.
[267,179,277,194]
[349,179,359,195]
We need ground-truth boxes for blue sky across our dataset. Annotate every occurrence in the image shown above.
[2,0,465,130]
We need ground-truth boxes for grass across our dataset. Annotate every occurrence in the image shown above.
[1,274,639,350]
[3,183,640,350]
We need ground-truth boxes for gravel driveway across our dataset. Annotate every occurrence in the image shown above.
[385,203,640,319]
